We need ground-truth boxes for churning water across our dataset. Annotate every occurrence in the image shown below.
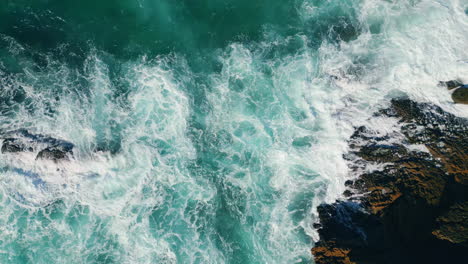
[0,0,467,263]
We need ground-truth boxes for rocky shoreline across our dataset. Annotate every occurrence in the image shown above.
[312,98,468,264]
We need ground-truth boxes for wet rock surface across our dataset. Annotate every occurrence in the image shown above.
[312,99,468,264]
[452,86,468,104]
[1,138,31,153]
[36,147,71,161]
[439,80,463,90]
[1,129,74,161]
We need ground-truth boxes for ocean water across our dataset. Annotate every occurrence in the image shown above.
[0,0,467,263]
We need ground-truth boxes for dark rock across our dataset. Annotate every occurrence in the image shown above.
[312,98,468,264]
[355,144,407,163]
[1,138,27,153]
[1,129,74,161]
[439,80,463,90]
[345,180,354,186]
[343,190,354,197]
[316,202,384,249]
[452,87,468,104]
[36,147,72,162]
[313,223,322,229]
[433,201,468,246]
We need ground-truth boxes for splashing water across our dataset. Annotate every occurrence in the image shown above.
[0,0,467,263]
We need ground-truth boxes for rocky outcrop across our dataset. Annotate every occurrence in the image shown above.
[36,146,72,161]
[1,129,74,161]
[452,86,468,104]
[439,80,464,90]
[1,137,32,153]
[312,98,468,264]
[439,80,468,104]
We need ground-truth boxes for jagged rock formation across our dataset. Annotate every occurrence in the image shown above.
[312,99,468,264]
[1,129,74,161]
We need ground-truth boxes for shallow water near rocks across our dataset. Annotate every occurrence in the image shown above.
[0,1,467,263]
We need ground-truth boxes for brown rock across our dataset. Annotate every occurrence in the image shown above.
[312,245,356,264]
[312,99,468,264]
[452,87,468,104]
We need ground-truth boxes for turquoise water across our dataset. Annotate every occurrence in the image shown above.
[0,1,467,263]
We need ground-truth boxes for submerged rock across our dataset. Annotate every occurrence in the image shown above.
[452,86,468,104]
[36,147,71,161]
[1,138,30,153]
[1,129,74,161]
[439,80,463,90]
[312,98,468,264]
